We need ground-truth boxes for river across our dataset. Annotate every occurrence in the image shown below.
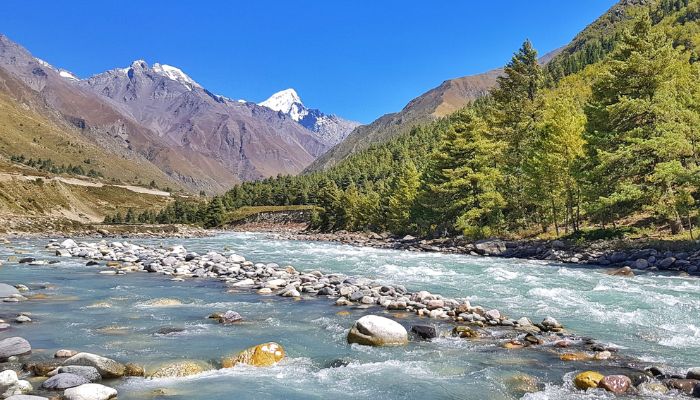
[1,232,698,399]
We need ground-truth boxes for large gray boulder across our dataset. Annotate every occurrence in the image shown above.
[56,366,102,382]
[63,384,117,400]
[0,337,31,360]
[40,373,89,390]
[347,315,408,346]
[62,353,125,379]
[0,283,20,298]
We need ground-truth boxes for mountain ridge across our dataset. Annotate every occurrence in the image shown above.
[259,88,361,145]
[0,34,357,193]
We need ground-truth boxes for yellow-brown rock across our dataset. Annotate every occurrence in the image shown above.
[149,360,210,378]
[452,326,480,339]
[125,363,145,377]
[560,352,592,361]
[221,342,285,368]
[573,371,604,390]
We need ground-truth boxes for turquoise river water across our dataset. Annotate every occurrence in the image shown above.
[0,232,698,399]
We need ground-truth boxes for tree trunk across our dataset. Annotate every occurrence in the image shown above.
[687,212,695,240]
[551,196,560,237]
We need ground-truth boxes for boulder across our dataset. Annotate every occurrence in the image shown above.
[664,379,699,395]
[217,310,243,324]
[26,360,62,376]
[63,383,117,400]
[124,363,145,377]
[55,366,102,382]
[452,326,480,339]
[41,373,89,390]
[638,382,669,394]
[149,360,210,378]
[598,375,631,394]
[410,325,437,339]
[687,367,700,380]
[5,396,49,400]
[0,370,18,390]
[62,353,125,379]
[484,309,501,320]
[573,371,604,390]
[475,240,506,255]
[658,257,676,269]
[347,315,408,346]
[60,239,78,249]
[0,283,20,298]
[0,337,31,360]
[221,342,285,368]
[54,349,79,358]
[692,383,700,397]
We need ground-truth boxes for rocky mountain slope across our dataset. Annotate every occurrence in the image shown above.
[77,60,332,192]
[259,89,360,145]
[0,35,348,193]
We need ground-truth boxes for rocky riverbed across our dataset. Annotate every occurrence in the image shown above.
[0,236,699,399]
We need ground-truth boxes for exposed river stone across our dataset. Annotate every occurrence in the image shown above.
[347,315,408,346]
[221,342,285,368]
[598,375,631,394]
[573,371,604,390]
[53,366,102,382]
[62,353,126,379]
[40,373,89,390]
[0,337,31,360]
[63,383,117,400]
[0,283,20,298]
[149,360,211,378]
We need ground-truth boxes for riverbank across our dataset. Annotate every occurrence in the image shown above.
[0,215,210,239]
[1,236,699,398]
[260,229,700,277]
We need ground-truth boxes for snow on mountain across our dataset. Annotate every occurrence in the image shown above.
[152,63,201,90]
[59,70,78,81]
[33,58,78,81]
[259,88,360,145]
[259,88,306,121]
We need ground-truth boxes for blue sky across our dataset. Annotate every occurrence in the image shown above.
[1,1,616,123]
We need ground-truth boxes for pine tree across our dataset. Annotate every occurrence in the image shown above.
[204,197,225,228]
[418,109,505,238]
[524,73,590,235]
[585,14,700,231]
[386,160,420,234]
[489,40,544,230]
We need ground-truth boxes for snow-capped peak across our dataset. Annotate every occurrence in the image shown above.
[259,88,305,121]
[152,63,201,90]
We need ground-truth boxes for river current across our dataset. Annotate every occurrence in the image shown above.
[1,232,698,399]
